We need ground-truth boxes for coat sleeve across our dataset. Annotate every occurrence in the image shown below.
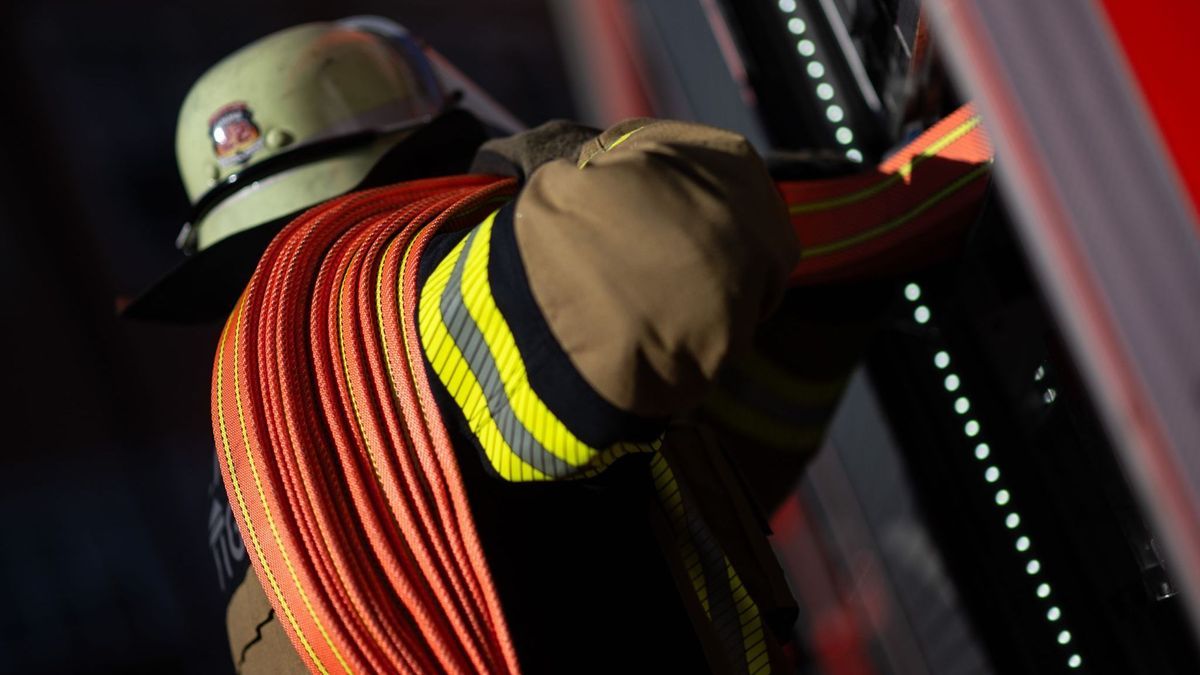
[518,119,797,415]
[417,118,797,481]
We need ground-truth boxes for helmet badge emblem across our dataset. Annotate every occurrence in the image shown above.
[209,102,264,168]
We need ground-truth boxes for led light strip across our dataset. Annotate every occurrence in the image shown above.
[904,282,1083,671]
[776,0,864,162]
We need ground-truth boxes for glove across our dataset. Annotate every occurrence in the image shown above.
[470,119,601,180]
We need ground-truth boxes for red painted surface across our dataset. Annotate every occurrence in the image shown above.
[939,0,1200,607]
[569,0,655,124]
[771,494,878,675]
[1095,0,1200,228]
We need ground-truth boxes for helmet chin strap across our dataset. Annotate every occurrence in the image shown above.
[179,105,489,258]
[178,117,432,255]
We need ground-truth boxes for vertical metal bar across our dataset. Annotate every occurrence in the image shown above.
[927,0,1200,645]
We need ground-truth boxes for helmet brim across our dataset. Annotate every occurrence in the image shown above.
[120,215,290,323]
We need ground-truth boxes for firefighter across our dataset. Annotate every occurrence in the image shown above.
[130,17,801,675]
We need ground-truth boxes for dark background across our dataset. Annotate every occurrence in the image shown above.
[0,2,573,672]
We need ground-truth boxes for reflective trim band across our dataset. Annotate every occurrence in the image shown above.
[732,350,847,406]
[651,453,769,674]
[442,230,577,478]
[704,352,844,452]
[578,125,648,168]
[652,454,711,616]
[704,386,825,451]
[731,557,771,675]
[419,209,657,481]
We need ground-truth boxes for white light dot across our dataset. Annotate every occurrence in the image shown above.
[1044,389,1058,404]
[965,420,981,437]
[974,442,990,459]
[944,374,961,392]
[1005,512,1020,529]
[1035,365,1045,381]
[1058,630,1071,645]
[914,305,931,324]
[845,149,863,162]
[985,466,1000,483]
[1016,535,1031,551]
[1068,654,1082,669]
[826,105,845,122]
[1037,583,1051,598]
[797,40,815,56]
[1027,559,1041,575]
[1048,606,1061,621]
[779,0,797,12]
[955,397,971,414]
[788,17,807,34]
[934,351,950,368]
[996,489,1011,506]
[816,83,834,100]
[835,126,854,144]
[807,61,826,78]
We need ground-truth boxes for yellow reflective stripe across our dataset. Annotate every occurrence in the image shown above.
[800,162,992,259]
[730,560,770,675]
[733,350,847,407]
[219,303,348,675]
[421,232,546,481]
[458,216,596,467]
[703,386,824,451]
[575,441,660,479]
[606,127,644,152]
[651,453,710,616]
[655,453,771,673]
[578,125,647,168]
[419,210,656,482]
[710,353,845,452]
[789,115,982,215]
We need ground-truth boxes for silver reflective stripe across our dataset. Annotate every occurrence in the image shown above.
[439,229,577,478]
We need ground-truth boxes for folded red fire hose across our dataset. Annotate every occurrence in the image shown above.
[213,105,991,674]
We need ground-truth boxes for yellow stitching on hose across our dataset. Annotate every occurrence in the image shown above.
[228,301,347,673]
[789,116,981,214]
[801,163,991,259]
